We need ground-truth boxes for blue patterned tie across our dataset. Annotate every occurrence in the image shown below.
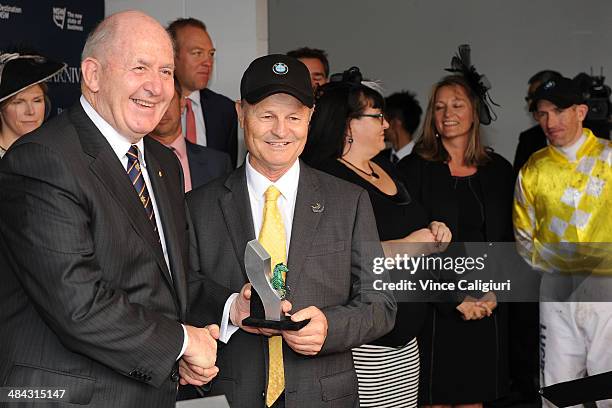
[126,145,159,239]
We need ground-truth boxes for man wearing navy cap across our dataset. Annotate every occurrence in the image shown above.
[185,54,395,407]
[513,76,612,406]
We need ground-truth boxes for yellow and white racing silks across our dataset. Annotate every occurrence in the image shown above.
[513,129,612,274]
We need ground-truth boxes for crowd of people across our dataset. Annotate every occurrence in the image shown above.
[1,9,611,408]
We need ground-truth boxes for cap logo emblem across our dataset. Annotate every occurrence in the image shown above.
[272,62,288,75]
[543,80,556,90]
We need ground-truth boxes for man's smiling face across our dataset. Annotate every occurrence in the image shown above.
[237,93,313,181]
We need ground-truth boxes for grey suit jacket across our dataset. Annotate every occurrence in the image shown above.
[0,104,226,408]
[186,162,396,408]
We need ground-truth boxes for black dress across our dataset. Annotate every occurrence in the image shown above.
[315,157,428,408]
[398,152,513,405]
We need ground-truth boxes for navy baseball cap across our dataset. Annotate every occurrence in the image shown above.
[240,54,314,108]
[529,76,585,111]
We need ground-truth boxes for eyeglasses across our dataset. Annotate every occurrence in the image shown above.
[355,113,385,125]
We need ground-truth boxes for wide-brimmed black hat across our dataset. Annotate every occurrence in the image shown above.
[529,76,585,111]
[240,54,314,107]
[0,52,66,103]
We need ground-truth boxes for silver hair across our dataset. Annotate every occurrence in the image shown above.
[81,18,115,63]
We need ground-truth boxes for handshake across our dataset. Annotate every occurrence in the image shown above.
[177,283,270,387]
[179,324,220,387]
[177,283,273,387]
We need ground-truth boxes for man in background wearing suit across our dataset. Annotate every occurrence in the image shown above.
[0,11,223,408]
[513,70,562,172]
[286,47,330,91]
[150,78,232,192]
[186,54,396,407]
[375,90,422,167]
[168,18,239,167]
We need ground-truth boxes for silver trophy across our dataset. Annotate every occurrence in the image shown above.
[241,239,308,330]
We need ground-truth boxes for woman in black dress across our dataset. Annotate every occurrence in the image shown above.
[398,47,513,408]
[302,67,452,408]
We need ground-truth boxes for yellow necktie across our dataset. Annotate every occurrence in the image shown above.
[259,185,286,407]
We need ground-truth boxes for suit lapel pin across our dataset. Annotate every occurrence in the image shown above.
[158,170,163,177]
[311,202,324,213]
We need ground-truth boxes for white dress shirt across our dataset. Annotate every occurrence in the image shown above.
[391,139,415,162]
[181,90,207,146]
[80,96,188,358]
[246,155,300,250]
[219,156,301,343]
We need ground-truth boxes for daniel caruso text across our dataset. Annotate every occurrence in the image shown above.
[371,254,511,293]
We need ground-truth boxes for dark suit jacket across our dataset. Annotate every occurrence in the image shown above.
[374,148,412,169]
[373,148,394,168]
[398,151,516,312]
[200,88,238,168]
[513,125,547,173]
[398,152,514,403]
[186,140,232,190]
[0,104,225,407]
[185,162,396,408]
[399,152,515,241]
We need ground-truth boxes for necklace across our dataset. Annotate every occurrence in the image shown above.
[340,158,380,179]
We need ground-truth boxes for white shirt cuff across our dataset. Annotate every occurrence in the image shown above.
[219,293,240,344]
[177,324,189,360]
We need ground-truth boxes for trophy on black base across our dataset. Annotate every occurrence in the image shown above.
[241,239,309,331]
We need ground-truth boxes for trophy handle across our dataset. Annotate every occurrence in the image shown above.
[245,240,282,320]
[243,240,311,331]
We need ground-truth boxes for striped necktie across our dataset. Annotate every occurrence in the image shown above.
[259,185,286,407]
[126,145,160,239]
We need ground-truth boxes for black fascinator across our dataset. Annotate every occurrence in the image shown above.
[325,66,384,96]
[330,66,363,84]
[445,44,498,125]
[315,66,363,100]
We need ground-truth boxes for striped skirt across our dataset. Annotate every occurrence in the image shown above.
[352,338,419,408]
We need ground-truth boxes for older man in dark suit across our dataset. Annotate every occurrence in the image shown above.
[185,55,396,408]
[150,79,231,192]
[168,18,238,168]
[0,11,225,408]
